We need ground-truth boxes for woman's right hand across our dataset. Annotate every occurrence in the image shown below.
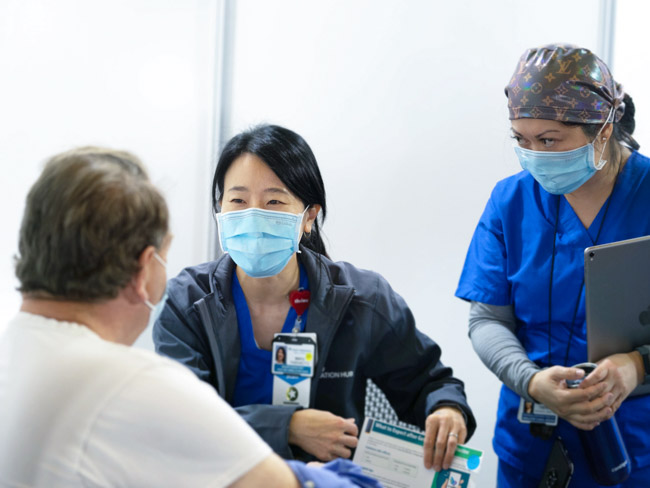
[527,366,615,430]
[288,409,359,461]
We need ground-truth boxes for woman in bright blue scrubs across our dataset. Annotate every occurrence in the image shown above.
[456,44,650,486]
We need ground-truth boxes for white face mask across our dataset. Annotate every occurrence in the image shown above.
[144,252,168,328]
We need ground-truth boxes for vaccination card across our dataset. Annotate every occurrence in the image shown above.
[353,418,483,488]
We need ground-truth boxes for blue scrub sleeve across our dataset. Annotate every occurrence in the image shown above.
[468,301,539,401]
[456,192,511,306]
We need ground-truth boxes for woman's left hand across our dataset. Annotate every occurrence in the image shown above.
[578,352,643,413]
[422,406,467,472]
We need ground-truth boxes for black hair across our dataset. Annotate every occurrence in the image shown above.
[275,346,286,362]
[561,94,639,172]
[212,124,329,257]
[616,93,637,145]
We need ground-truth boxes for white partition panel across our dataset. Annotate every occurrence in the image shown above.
[0,0,219,347]
[614,0,650,150]
[0,0,616,484]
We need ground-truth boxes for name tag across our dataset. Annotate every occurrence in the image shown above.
[271,333,317,408]
[518,397,558,426]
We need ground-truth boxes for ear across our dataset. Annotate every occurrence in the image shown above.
[303,204,322,234]
[131,245,157,303]
[601,123,614,143]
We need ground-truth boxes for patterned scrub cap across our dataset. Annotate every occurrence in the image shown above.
[505,44,625,124]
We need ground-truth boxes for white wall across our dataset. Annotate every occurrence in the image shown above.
[614,0,649,150]
[0,0,219,347]
[3,0,638,485]
[225,1,601,484]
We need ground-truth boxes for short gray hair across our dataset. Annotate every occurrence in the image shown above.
[15,146,169,301]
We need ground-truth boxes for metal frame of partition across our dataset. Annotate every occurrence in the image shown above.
[599,0,617,68]
[209,0,235,260]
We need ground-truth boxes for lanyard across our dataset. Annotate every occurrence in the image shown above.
[289,288,310,333]
[547,174,619,367]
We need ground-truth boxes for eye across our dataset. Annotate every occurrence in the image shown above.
[267,199,284,205]
[540,138,555,148]
[229,198,245,204]
[510,134,525,146]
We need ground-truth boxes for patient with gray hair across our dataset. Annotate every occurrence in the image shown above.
[0,146,377,487]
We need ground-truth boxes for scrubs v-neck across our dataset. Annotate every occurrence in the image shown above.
[232,263,309,407]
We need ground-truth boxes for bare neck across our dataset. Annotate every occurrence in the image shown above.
[564,147,631,228]
[20,295,146,346]
[236,254,301,306]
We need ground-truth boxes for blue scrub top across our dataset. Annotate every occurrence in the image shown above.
[232,262,309,407]
[456,151,650,482]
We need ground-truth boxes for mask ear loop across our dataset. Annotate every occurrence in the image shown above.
[212,206,228,255]
[296,205,312,253]
[594,107,615,170]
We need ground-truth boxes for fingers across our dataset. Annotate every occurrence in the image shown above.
[423,424,436,470]
[340,433,358,450]
[323,432,358,461]
[546,377,609,419]
[323,420,358,460]
[569,407,613,426]
[561,390,614,417]
[579,364,608,389]
[581,380,610,400]
[424,408,467,471]
[611,396,625,414]
[550,366,585,382]
[457,426,468,446]
[331,445,352,460]
[534,359,635,428]
[290,411,361,461]
[569,419,600,431]
[431,424,448,472]
[442,432,459,471]
[343,418,359,437]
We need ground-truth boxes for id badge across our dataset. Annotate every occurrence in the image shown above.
[271,333,317,408]
[518,397,558,426]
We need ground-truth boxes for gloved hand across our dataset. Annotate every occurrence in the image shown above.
[287,458,383,488]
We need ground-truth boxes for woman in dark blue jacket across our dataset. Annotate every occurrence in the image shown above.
[153,124,475,469]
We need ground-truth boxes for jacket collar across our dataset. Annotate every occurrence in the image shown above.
[199,247,355,403]
[296,248,355,403]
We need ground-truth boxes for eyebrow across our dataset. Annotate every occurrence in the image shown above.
[226,186,290,195]
[511,129,561,138]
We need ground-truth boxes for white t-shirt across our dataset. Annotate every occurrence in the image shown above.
[0,312,272,487]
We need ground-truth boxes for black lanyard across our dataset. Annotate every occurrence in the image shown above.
[547,176,619,367]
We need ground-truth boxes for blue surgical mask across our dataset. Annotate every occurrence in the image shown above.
[514,109,613,195]
[216,207,307,278]
[514,142,608,195]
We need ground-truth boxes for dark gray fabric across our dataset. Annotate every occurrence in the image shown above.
[153,246,476,460]
[469,301,539,402]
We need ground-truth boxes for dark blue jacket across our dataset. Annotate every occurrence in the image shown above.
[153,247,476,459]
